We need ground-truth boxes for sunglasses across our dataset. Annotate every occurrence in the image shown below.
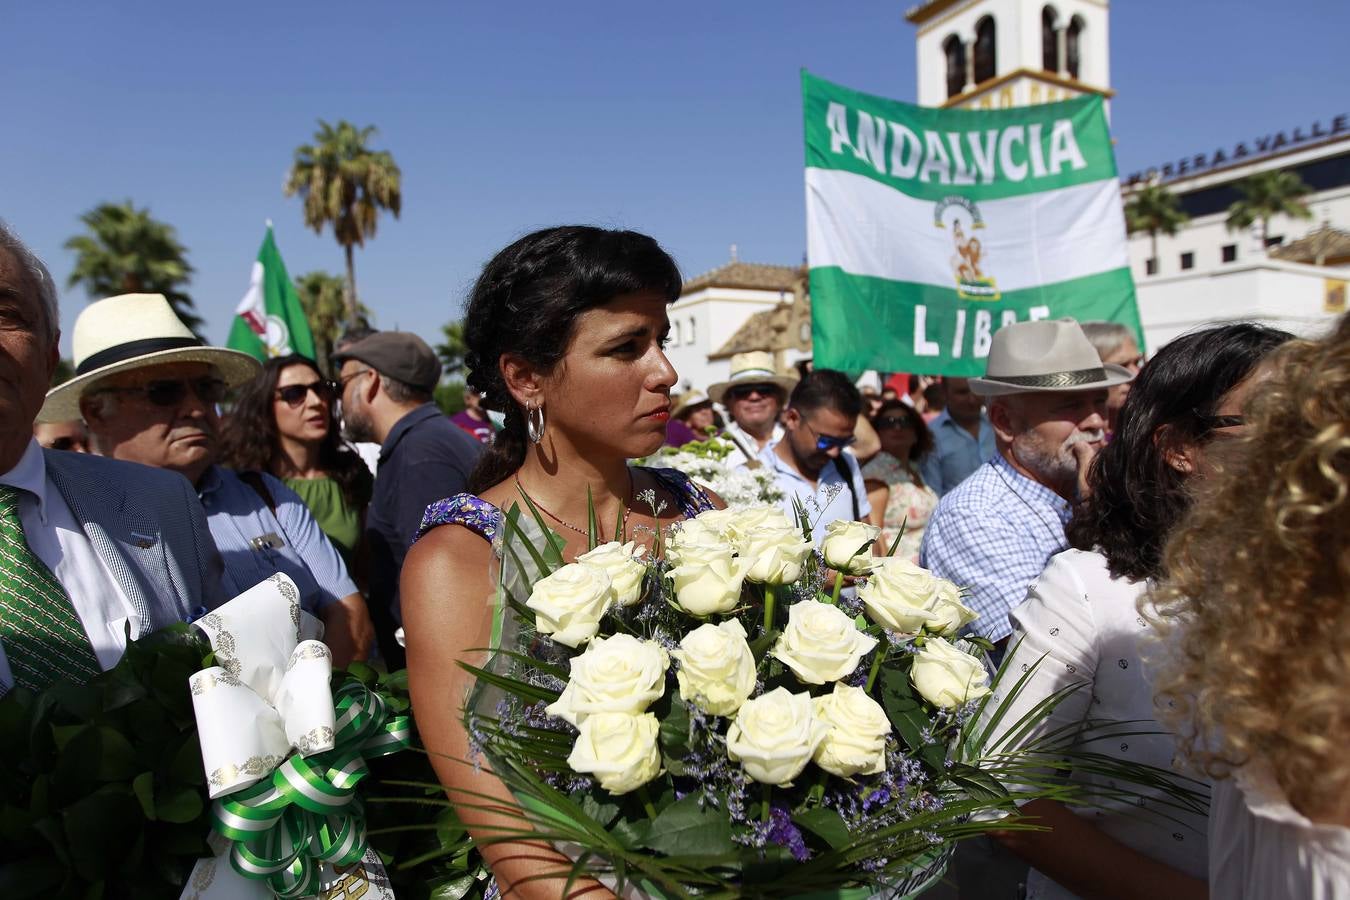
[98,376,228,408]
[802,419,856,452]
[1197,414,1244,432]
[874,415,916,430]
[275,380,337,408]
[727,384,779,401]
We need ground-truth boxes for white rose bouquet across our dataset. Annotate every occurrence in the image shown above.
[645,434,785,507]
[453,497,1207,899]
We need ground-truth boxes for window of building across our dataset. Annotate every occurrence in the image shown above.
[1180,252,1195,270]
[688,316,696,344]
[974,17,996,83]
[1265,235,1285,247]
[1145,258,1158,276]
[1066,16,1083,80]
[672,320,682,346]
[1222,244,1237,263]
[944,35,967,98]
[1041,7,1060,72]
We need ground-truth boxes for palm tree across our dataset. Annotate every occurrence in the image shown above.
[284,120,402,324]
[1225,169,1313,249]
[1124,183,1189,272]
[64,201,202,333]
[436,320,468,378]
[295,271,371,374]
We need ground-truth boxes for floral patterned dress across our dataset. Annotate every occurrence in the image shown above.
[860,451,938,563]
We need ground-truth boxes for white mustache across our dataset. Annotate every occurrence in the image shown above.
[1063,428,1104,448]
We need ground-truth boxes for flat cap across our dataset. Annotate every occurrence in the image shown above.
[333,331,442,393]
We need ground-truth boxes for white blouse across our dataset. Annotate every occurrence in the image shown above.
[991,549,1209,900]
[1210,763,1350,899]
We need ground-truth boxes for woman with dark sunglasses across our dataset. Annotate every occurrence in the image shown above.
[219,354,372,570]
[861,400,937,562]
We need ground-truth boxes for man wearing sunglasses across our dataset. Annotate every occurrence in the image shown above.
[0,230,226,693]
[761,369,874,544]
[707,351,798,467]
[43,293,372,667]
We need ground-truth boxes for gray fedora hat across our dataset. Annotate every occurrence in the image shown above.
[969,319,1135,397]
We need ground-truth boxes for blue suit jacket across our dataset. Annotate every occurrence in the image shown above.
[43,450,227,636]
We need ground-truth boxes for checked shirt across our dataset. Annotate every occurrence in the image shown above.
[918,454,1071,643]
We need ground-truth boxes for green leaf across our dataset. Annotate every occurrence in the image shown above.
[586,485,599,551]
[429,874,481,900]
[947,763,1010,802]
[92,728,139,781]
[154,786,204,824]
[657,698,691,760]
[748,629,780,663]
[638,793,733,857]
[792,807,850,849]
[878,666,927,750]
[61,785,142,881]
[131,772,155,820]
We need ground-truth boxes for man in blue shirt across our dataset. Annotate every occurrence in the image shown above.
[335,332,483,668]
[919,377,996,496]
[756,369,872,545]
[53,293,373,666]
[920,320,1133,653]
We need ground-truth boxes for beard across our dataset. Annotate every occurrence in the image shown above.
[340,403,375,444]
[1012,427,1104,489]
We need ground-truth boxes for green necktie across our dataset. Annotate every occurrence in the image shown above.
[0,484,102,691]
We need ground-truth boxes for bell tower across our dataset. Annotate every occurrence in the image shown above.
[907,0,1112,110]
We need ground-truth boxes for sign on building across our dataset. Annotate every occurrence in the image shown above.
[804,70,1141,375]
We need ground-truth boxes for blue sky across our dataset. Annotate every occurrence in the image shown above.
[4,0,1345,356]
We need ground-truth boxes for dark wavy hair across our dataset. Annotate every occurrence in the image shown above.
[219,354,372,509]
[871,399,934,461]
[463,226,683,493]
[1066,323,1292,581]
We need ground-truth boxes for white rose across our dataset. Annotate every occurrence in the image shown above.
[672,619,757,716]
[770,600,879,685]
[910,637,992,708]
[926,580,978,637]
[525,562,612,648]
[668,547,749,616]
[820,520,881,574]
[546,633,669,727]
[742,526,815,585]
[858,558,945,634]
[576,541,648,607]
[726,687,829,785]
[686,507,741,538]
[566,712,662,795]
[812,683,892,778]
[665,527,727,569]
[725,505,796,549]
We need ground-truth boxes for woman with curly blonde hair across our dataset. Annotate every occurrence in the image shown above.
[1149,314,1350,898]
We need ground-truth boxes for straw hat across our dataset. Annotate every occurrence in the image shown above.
[671,389,712,419]
[707,351,799,404]
[969,319,1135,397]
[40,293,262,423]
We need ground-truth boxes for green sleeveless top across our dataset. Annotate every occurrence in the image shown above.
[283,475,363,563]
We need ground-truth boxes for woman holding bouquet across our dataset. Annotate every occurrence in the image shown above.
[401,226,720,898]
[988,323,1291,900]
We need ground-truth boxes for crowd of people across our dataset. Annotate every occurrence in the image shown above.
[2,217,1346,898]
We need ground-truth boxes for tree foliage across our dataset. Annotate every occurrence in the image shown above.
[437,320,468,378]
[284,120,402,323]
[1124,183,1189,265]
[1225,169,1313,244]
[63,201,202,334]
[295,270,371,374]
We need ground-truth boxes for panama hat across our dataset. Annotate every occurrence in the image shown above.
[707,351,799,405]
[671,389,712,419]
[40,293,262,423]
[969,319,1135,397]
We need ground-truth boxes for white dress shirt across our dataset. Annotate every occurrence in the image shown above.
[723,421,784,469]
[0,439,137,688]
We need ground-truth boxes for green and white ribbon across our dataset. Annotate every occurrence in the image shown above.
[209,678,413,898]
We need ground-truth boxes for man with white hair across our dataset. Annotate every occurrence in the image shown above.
[919,319,1133,653]
[0,223,225,692]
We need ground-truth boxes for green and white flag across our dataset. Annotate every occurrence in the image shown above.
[227,226,316,361]
[803,71,1141,376]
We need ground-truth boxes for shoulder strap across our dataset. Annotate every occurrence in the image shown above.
[832,457,860,521]
[416,493,501,544]
[239,471,277,515]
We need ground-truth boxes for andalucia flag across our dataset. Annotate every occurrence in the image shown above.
[226,226,316,361]
[804,71,1141,376]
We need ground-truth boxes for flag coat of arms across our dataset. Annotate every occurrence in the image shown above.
[227,227,316,362]
[803,71,1142,376]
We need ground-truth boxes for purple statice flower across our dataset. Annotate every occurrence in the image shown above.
[767,806,810,862]
[836,589,863,619]
[734,816,772,850]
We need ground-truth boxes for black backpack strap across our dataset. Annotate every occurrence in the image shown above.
[239,471,278,516]
[832,456,860,521]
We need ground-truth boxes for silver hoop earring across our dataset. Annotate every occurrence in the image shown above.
[526,402,546,444]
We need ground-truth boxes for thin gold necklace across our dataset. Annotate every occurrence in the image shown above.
[513,471,634,541]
